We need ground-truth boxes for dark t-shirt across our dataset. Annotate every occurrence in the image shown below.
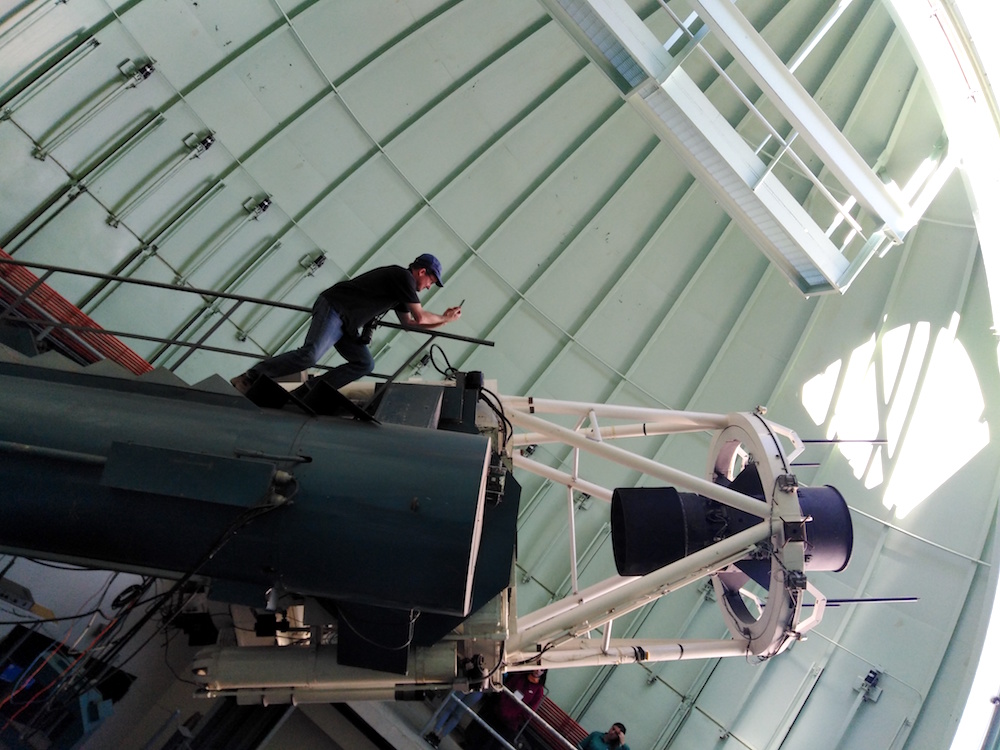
[580,731,629,750]
[320,265,419,333]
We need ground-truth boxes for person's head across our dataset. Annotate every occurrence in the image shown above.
[410,253,444,290]
[603,723,626,746]
[527,668,547,685]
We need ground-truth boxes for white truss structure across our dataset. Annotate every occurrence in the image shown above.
[498,396,829,671]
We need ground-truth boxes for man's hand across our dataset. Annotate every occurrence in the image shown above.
[399,302,463,329]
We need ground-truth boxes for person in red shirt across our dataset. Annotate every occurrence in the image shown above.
[465,669,546,749]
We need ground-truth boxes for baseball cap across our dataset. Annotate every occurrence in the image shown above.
[413,253,444,287]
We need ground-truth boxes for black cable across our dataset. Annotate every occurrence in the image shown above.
[14,575,199,738]
[0,571,129,626]
[160,626,198,687]
[0,607,112,626]
[479,387,513,450]
[0,563,121,625]
[106,501,285,672]
[110,596,195,673]
[752,412,790,474]
[17,579,185,736]
[337,608,420,651]
[0,600,160,629]
[507,640,556,668]
[428,344,458,380]
[25,500,288,723]
[111,583,146,610]
[5,578,155,735]
[482,643,507,683]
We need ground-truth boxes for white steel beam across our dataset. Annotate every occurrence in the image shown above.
[505,408,772,518]
[506,637,748,669]
[632,78,851,292]
[512,453,614,501]
[508,521,769,650]
[689,0,910,238]
[500,396,731,425]
[538,0,867,294]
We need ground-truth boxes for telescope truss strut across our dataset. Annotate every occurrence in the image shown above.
[497,396,835,671]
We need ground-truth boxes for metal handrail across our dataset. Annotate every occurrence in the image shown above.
[419,686,579,750]
[0,256,493,383]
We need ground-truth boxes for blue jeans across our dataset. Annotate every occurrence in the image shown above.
[432,690,483,738]
[248,296,375,389]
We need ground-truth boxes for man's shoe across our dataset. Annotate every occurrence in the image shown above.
[423,732,441,748]
[230,373,253,395]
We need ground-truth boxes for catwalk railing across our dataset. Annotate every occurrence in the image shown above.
[0,252,492,384]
